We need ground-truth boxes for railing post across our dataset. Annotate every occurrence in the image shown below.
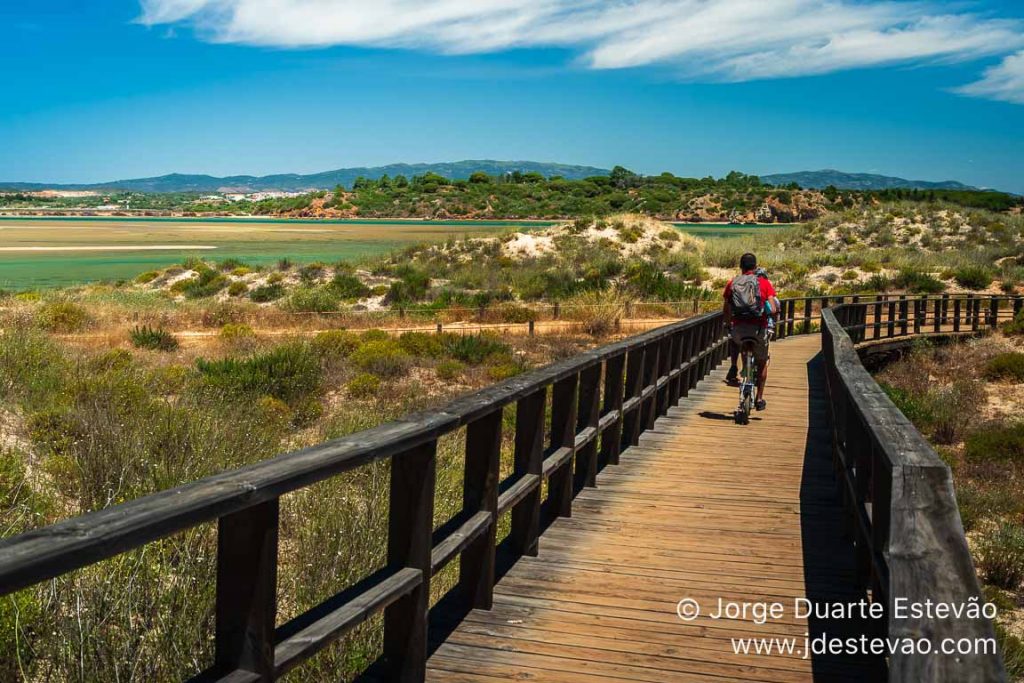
[656,335,673,417]
[600,354,625,467]
[548,373,579,518]
[887,297,896,338]
[990,296,1000,329]
[668,330,685,405]
[383,441,436,681]
[1014,296,1023,320]
[965,293,974,331]
[913,297,922,335]
[898,295,908,336]
[953,297,962,333]
[640,340,661,432]
[971,295,981,332]
[932,297,941,333]
[803,297,812,334]
[510,389,545,557]
[215,500,279,681]
[873,295,883,340]
[941,293,950,325]
[458,410,502,610]
[680,328,697,396]
[575,363,602,491]
[622,347,645,447]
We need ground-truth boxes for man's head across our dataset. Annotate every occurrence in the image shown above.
[739,253,757,272]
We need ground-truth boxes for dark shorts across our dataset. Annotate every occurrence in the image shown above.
[730,325,769,364]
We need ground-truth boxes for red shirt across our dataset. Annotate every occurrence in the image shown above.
[724,271,777,328]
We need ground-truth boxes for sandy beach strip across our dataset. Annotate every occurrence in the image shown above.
[0,245,218,252]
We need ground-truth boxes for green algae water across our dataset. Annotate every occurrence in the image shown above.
[0,217,777,288]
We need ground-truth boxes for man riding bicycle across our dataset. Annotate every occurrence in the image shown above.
[723,253,779,411]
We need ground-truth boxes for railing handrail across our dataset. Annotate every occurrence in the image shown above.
[821,303,1007,682]
[0,306,731,681]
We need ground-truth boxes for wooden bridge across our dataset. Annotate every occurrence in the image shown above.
[0,294,1011,682]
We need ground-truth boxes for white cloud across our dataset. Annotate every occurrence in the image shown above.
[138,0,1024,95]
[955,50,1024,105]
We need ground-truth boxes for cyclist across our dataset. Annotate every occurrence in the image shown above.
[723,253,779,410]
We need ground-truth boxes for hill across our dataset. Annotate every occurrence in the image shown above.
[0,160,610,193]
[763,169,978,191]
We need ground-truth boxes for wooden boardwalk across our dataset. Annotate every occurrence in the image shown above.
[427,335,883,682]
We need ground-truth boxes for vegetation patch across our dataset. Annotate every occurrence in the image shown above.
[129,325,179,352]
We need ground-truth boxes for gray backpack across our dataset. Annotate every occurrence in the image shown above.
[730,274,763,321]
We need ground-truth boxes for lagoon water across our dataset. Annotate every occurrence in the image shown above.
[0,216,774,288]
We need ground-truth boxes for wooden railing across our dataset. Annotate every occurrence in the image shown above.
[0,309,729,682]
[822,296,1009,682]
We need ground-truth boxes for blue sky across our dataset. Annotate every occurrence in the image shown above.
[2,1,1023,192]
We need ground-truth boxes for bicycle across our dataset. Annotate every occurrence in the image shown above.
[734,338,758,425]
[733,324,773,425]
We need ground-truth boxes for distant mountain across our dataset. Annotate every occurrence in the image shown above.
[762,169,978,191]
[0,160,611,193]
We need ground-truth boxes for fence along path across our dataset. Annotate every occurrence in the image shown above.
[426,334,882,682]
[0,293,1011,682]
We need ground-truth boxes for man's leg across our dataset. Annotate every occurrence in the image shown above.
[754,334,770,408]
[726,337,739,382]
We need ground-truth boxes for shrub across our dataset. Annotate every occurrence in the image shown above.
[984,352,1024,381]
[196,342,322,404]
[930,380,986,444]
[277,257,293,271]
[658,229,681,242]
[181,268,228,299]
[347,373,382,398]
[227,281,248,297]
[977,522,1024,589]
[219,323,255,347]
[892,269,944,294]
[397,331,442,358]
[37,300,90,332]
[231,266,252,277]
[311,330,360,359]
[298,262,327,282]
[1002,310,1024,336]
[129,325,179,352]
[350,340,412,378]
[564,290,627,337]
[841,270,859,281]
[435,359,465,380]
[284,287,339,313]
[361,329,390,343]
[487,360,524,381]
[217,258,248,271]
[440,333,510,364]
[384,267,430,304]
[330,273,371,300]
[250,283,286,303]
[135,270,160,284]
[953,265,994,290]
[964,422,1024,463]
[497,303,538,323]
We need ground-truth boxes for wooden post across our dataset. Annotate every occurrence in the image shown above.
[640,340,661,432]
[458,411,502,610]
[510,389,546,558]
[215,500,279,681]
[887,298,897,338]
[966,294,974,331]
[953,297,962,332]
[383,440,436,682]
[552,302,560,320]
[933,297,941,333]
[941,293,950,325]
[621,348,645,447]
[972,295,981,332]
[803,297,812,334]
[575,363,602,491]
[655,335,673,418]
[873,295,883,340]
[436,322,442,334]
[913,297,922,335]
[528,320,535,336]
[600,354,626,468]
[898,295,908,336]
[990,297,1000,329]
[1014,296,1023,320]
[548,374,578,519]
